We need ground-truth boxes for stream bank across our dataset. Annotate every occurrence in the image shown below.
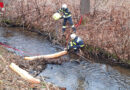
[0,45,44,89]
[0,27,67,90]
[1,0,129,68]
[0,27,130,90]
[2,22,130,68]
[83,45,130,68]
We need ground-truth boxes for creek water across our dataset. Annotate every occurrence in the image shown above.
[0,27,130,90]
[0,27,59,56]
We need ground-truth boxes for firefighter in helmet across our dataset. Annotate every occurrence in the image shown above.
[57,4,76,34]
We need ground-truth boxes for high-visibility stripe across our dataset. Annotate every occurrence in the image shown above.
[68,15,71,17]
[70,42,73,46]
[64,15,71,18]
[73,42,76,45]
[62,26,66,28]
[65,13,69,15]
[63,11,69,14]
[80,45,84,47]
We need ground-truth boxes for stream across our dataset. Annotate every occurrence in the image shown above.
[0,27,130,90]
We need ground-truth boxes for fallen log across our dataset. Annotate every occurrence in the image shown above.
[9,63,40,84]
[24,51,68,61]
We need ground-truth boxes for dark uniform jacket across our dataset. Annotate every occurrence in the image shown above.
[57,8,71,18]
[68,36,84,51]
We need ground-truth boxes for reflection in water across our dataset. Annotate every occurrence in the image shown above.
[0,27,130,90]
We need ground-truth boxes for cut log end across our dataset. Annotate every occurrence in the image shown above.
[24,57,33,60]
[9,63,41,84]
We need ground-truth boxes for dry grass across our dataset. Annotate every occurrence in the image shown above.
[77,6,130,61]
[0,46,33,90]
[3,0,130,61]
[0,46,67,90]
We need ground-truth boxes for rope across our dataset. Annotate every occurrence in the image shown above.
[75,16,83,28]
[65,16,83,47]
[0,42,39,56]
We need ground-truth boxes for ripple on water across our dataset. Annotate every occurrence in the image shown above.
[40,61,130,90]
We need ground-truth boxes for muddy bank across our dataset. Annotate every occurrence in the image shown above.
[83,45,130,68]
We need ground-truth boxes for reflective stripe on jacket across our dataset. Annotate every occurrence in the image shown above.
[68,36,84,50]
[57,8,71,18]
[72,36,84,48]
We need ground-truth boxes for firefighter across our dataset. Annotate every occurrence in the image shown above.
[65,33,84,53]
[57,4,76,34]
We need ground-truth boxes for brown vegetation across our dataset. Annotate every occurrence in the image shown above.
[2,0,130,63]
[0,46,67,90]
[0,0,129,89]
[0,46,38,89]
[77,7,130,62]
